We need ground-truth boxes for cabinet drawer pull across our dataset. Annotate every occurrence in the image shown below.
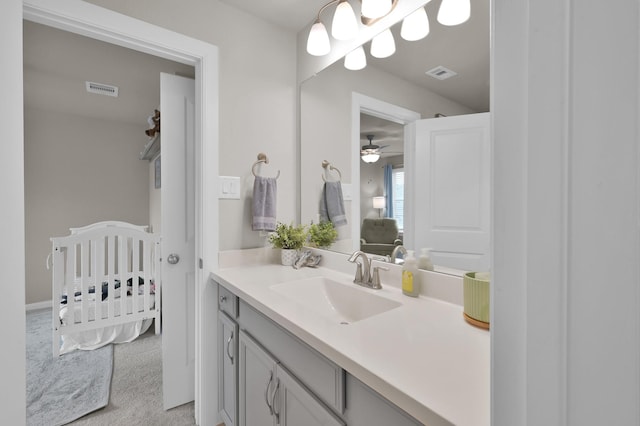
[264,371,274,415]
[219,295,227,304]
[272,378,280,423]
[226,331,234,364]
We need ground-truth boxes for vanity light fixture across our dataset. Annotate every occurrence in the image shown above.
[361,0,393,19]
[370,28,396,58]
[344,46,367,70]
[332,0,359,40]
[437,0,471,26]
[400,6,429,41]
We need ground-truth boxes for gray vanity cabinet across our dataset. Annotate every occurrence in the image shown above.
[216,282,421,426]
[238,330,344,426]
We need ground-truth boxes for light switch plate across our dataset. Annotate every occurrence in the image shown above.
[218,176,241,199]
[342,183,353,201]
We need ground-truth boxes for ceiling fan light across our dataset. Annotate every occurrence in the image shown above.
[361,0,392,19]
[344,46,367,70]
[307,20,331,56]
[361,152,380,163]
[332,0,359,40]
[370,28,395,59]
[437,0,471,26]
[401,7,429,41]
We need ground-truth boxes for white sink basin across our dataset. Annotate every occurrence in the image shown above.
[270,276,401,324]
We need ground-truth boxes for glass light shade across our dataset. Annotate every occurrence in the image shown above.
[372,196,386,209]
[401,7,430,41]
[361,0,392,19]
[361,152,380,163]
[437,0,471,26]
[306,21,331,56]
[344,46,367,70]
[331,0,359,40]
[370,28,395,59]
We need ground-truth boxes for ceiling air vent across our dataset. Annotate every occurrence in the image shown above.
[85,81,119,97]
[425,66,457,80]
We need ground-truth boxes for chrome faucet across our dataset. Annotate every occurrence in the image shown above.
[390,245,408,264]
[348,250,371,284]
[348,251,388,289]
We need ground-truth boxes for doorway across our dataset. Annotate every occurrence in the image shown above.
[21,1,220,424]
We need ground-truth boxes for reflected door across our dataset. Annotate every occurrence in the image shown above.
[405,112,491,271]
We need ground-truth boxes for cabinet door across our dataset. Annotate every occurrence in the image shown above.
[218,311,238,426]
[238,331,277,426]
[275,366,345,426]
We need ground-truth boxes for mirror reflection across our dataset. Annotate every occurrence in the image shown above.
[300,0,490,273]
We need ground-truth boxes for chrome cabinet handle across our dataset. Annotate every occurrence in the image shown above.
[264,371,274,415]
[219,295,227,304]
[167,253,180,264]
[226,331,234,364]
[271,378,280,423]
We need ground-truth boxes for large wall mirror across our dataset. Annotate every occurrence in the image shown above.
[300,0,490,273]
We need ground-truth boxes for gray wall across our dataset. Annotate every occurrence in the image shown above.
[24,106,149,304]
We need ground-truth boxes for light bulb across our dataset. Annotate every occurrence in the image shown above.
[370,28,395,59]
[331,0,358,40]
[361,0,392,19]
[344,46,367,70]
[361,152,380,163]
[437,0,471,26]
[401,7,429,41]
[306,20,331,56]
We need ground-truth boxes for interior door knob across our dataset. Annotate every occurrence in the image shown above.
[167,253,180,264]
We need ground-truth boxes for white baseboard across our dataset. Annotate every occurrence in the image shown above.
[26,300,52,311]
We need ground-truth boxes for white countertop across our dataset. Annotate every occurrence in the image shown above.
[211,262,489,426]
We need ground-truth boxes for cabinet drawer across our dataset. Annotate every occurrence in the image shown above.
[218,284,238,318]
[239,299,345,415]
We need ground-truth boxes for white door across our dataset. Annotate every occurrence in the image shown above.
[161,73,196,409]
[405,112,491,272]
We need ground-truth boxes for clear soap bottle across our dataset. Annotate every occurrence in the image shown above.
[402,250,420,297]
[418,248,434,271]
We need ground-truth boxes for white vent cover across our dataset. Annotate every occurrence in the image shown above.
[85,81,119,97]
[425,66,457,80]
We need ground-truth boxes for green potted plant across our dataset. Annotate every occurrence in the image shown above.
[268,222,308,265]
[308,221,338,249]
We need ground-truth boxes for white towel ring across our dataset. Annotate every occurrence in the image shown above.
[321,160,342,182]
[252,153,280,179]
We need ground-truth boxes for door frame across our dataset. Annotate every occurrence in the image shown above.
[350,92,421,252]
[22,1,220,424]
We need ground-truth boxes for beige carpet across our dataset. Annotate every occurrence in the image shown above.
[69,324,195,425]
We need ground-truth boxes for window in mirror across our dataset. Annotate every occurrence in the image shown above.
[392,167,404,231]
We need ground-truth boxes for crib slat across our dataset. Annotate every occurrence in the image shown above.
[119,235,127,318]
[52,244,65,357]
[142,239,150,313]
[66,243,76,323]
[132,236,139,315]
[107,235,115,320]
[80,240,89,324]
[94,237,104,322]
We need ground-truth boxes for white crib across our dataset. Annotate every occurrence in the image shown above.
[50,221,161,357]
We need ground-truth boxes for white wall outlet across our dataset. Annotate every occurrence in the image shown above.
[218,176,241,199]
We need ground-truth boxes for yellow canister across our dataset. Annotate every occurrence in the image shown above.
[463,272,490,329]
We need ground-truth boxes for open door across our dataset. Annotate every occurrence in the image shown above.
[405,112,491,272]
[160,73,196,409]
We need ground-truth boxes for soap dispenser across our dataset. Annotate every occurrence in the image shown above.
[402,250,420,297]
[418,248,434,271]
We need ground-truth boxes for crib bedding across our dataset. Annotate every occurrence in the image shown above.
[58,279,156,354]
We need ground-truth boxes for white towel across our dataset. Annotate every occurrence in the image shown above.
[252,176,277,231]
[319,181,347,227]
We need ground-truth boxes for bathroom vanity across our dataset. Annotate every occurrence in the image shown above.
[211,252,489,426]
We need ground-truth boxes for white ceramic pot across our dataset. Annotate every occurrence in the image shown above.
[280,249,297,266]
